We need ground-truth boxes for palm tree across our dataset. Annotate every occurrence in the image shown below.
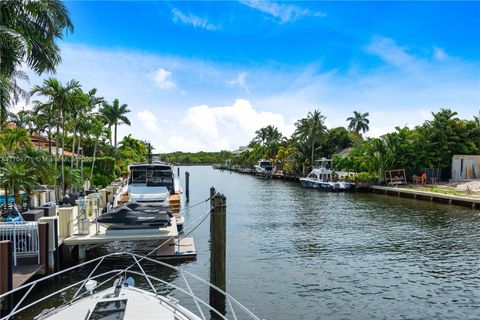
[0,162,38,204]
[73,88,103,168]
[252,127,268,146]
[474,110,480,126]
[33,102,58,155]
[31,78,81,195]
[347,111,370,133]
[293,109,327,169]
[0,70,29,127]
[9,107,34,132]
[89,115,109,178]
[100,99,131,158]
[0,0,73,127]
[1,127,33,152]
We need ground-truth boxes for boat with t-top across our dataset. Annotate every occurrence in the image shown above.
[300,158,353,191]
[253,160,274,177]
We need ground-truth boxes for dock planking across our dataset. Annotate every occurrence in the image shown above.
[13,264,43,289]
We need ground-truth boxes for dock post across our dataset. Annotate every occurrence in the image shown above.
[54,218,60,272]
[209,192,226,319]
[0,241,13,317]
[38,222,49,275]
[185,171,190,203]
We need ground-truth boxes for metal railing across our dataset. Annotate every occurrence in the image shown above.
[0,252,262,320]
[0,221,40,266]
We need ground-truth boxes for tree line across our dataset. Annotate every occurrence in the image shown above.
[231,109,480,182]
[0,0,147,203]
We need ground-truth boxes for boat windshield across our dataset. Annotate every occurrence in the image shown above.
[131,170,147,183]
[147,171,173,186]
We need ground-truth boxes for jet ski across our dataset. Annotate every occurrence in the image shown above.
[96,203,173,230]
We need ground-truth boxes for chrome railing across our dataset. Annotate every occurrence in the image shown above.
[0,221,40,266]
[0,252,262,320]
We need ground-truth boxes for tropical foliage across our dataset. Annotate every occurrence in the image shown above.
[229,108,479,181]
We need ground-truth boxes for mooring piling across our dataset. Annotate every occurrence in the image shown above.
[209,191,226,318]
[0,240,13,317]
[185,171,190,203]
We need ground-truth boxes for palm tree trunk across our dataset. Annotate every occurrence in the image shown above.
[114,123,118,158]
[80,147,84,188]
[71,128,76,169]
[14,188,20,205]
[48,125,52,155]
[76,133,81,168]
[91,137,98,179]
[61,113,66,196]
[54,124,60,203]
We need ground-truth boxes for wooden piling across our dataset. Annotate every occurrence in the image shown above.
[185,171,190,203]
[38,222,49,275]
[209,192,226,318]
[54,219,60,272]
[0,241,13,317]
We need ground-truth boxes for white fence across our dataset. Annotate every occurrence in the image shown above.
[0,221,40,266]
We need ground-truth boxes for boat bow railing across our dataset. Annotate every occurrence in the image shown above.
[0,252,261,320]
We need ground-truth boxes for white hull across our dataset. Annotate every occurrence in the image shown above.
[300,178,352,191]
[38,285,201,320]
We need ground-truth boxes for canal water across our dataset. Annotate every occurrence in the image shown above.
[20,166,480,319]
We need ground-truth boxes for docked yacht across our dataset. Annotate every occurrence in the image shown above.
[253,160,273,177]
[1,252,261,320]
[113,159,184,229]
[300,158,353,191]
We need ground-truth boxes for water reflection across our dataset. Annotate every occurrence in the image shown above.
[19,166,480,319]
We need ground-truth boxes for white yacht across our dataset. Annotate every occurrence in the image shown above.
[300,158,353,191]
[0,252,261,320]
[253,160,273,177]
[113,159,184,229]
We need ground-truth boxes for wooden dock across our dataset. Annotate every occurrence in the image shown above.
[13,264,43,288]
[371,185,480,208]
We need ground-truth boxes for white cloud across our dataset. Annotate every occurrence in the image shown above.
[181,99,294,150]
[171,8,218,31]
[240,0,325,23]
[433,47,448,61]
[226,72,249,93]
[152,68,175,89]
[137,110,162,134]
[23,42,479,151]
[365,36,415,70]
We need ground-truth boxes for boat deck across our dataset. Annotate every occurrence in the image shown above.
[62,218,178,246]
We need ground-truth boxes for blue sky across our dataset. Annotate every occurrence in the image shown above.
[26,1,480,151]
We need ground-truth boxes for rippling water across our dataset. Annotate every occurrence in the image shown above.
[21,166,480,319]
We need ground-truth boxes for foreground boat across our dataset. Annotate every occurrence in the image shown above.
[300,158,353,191]
[0,252,261,320]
